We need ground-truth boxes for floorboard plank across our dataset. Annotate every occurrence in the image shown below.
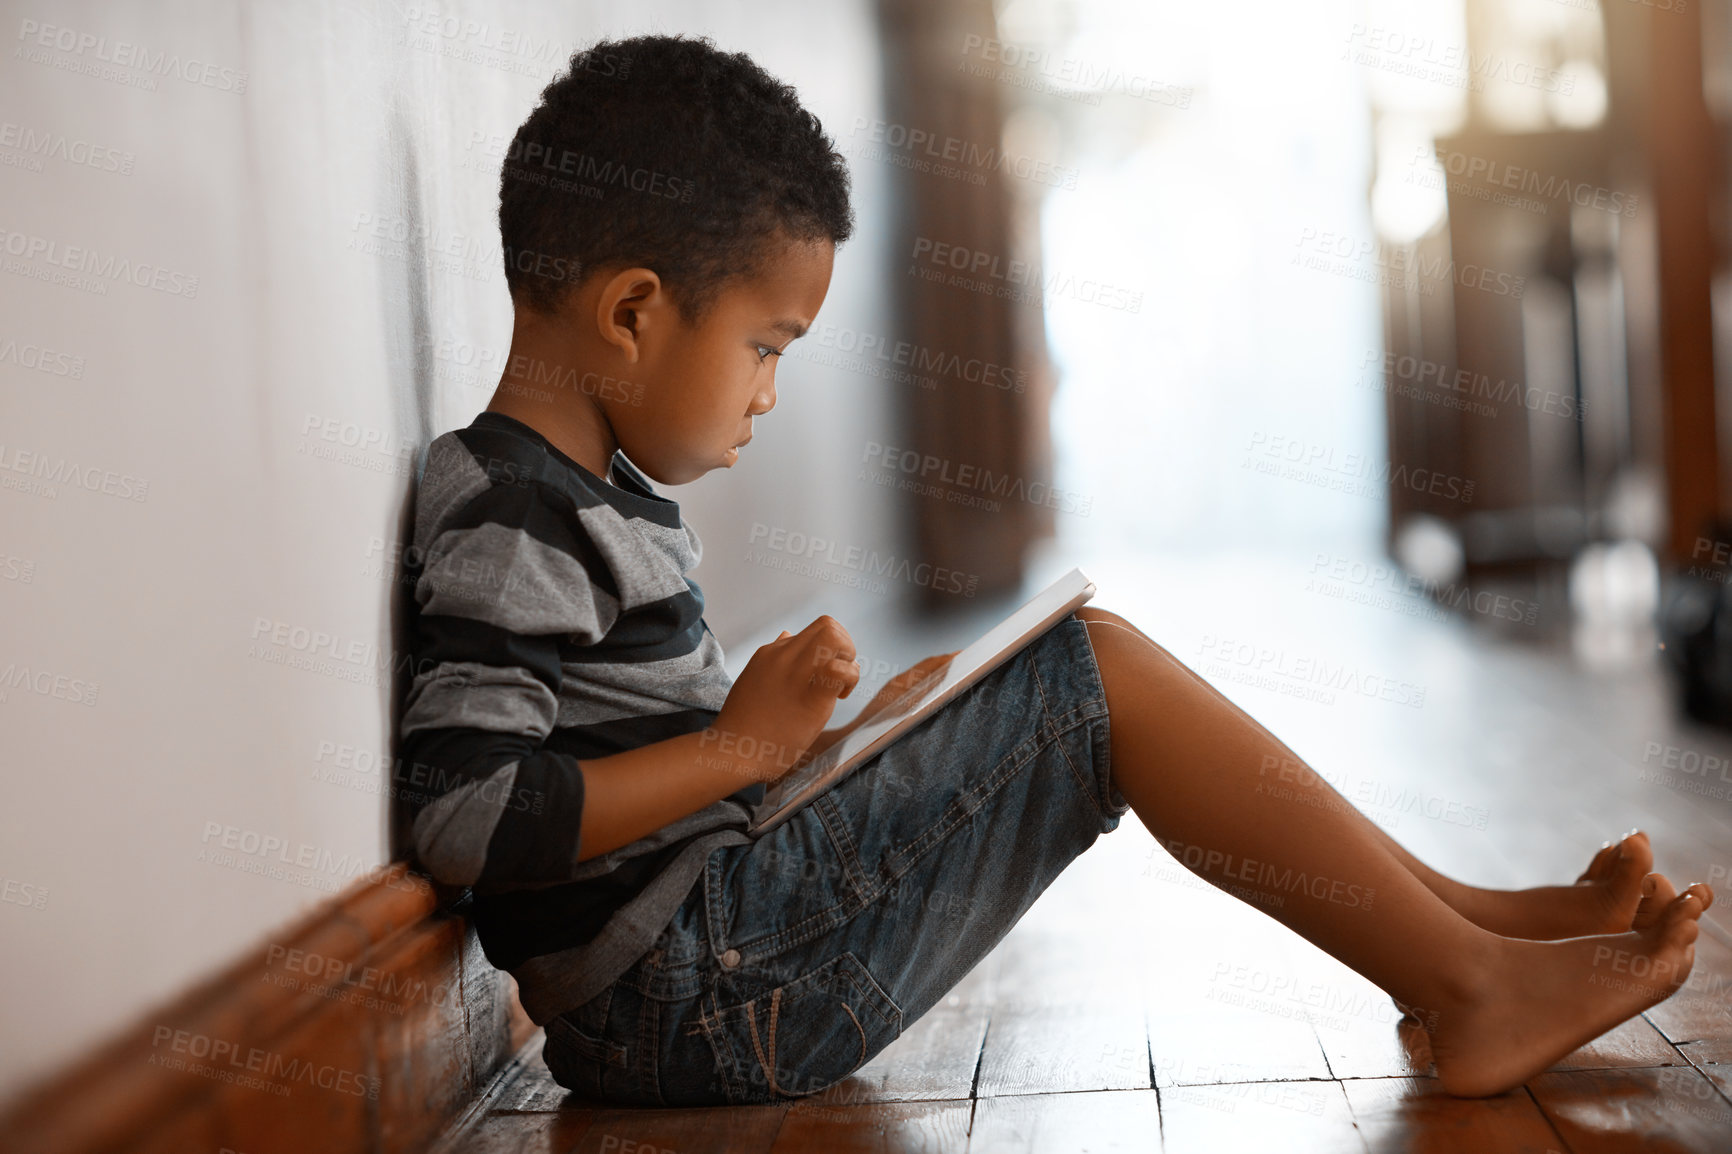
[1675,1035,1732,1102]
[967,1090,1161,1153]
[487,1050,579,1114]
[1340,1077,1567,1153]
[1156,1079,1365,1153]
[975,1005,1152,1097]
[1645,932,1732,1046]
[442,1111,597,1154]
[1550,1015,1689,1072]
[1314,1010,1437,1083]
[768,1099,973,1153]
[1147,1005,1332,1088]
[566,1105,789,1154]
[1528,1067,1732,1153]
[1275,939,1434,1081]
[822,1002,991,1103]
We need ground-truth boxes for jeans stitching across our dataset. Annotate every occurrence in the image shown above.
[702,851,729,968]
[589,986,624,1071]
[815,791,867,898]
[639,991,663,1106]
[1069,616,1120,815]
[906,701,1086,886]
[720,699,1037,963]
[881,725,1045,876]
[693,990,743,1103]
[1031,641,1095,806]
[721,954,895,1103]
[736,730,1029,961]
[744,991,784,1096]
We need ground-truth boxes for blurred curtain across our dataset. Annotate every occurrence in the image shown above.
[877,0,1057,608]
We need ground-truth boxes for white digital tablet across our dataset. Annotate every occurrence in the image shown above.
[747,566,1097,836]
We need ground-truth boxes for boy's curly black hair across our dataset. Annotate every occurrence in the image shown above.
[499,34,854,324]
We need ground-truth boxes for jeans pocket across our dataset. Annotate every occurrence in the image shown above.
[697,951,902,1104]
[543,986,627,1099]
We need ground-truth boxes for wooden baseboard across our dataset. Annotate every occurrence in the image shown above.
[0,862,535,1154]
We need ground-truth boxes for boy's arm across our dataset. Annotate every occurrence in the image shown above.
[403,717,776,878]
[579,619,878,855]
[573,730,766,860]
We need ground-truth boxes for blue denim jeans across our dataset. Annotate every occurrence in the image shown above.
[542,612,1127,1106]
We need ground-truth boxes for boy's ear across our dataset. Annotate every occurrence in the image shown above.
[595,266,667,366]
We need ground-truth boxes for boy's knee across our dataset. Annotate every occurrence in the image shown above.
[1079,613,1132,677]
[1076,606,1143,641]
[1078,609,1172,678]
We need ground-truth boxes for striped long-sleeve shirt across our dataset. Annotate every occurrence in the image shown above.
[399,410,760,1022]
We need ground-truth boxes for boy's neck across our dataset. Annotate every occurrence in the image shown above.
[486,390,618,483]
[484,329,621,483]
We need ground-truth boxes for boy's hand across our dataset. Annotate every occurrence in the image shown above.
[713,615,862,783]
[805,650,959,763]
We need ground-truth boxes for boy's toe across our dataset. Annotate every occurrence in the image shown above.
[1632,873,1677,931]
[1578,842,1618,884]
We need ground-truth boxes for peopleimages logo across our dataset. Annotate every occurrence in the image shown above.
[909,236,1144,312]
[1342,24,1574,96]
[495,139,695,202]
[397,7,609,79]
[0,120,134,175]
[1358,349,1584,422]
[849,117,1080,190]
[0,336,85,378]
[1415,144,1637,220]
[0,227,199,298]
[148,1026,379,1100]
[0,661,100,706]
[15,19,249,93]
[0,442,150,502]
[1293,228,1524,299]
[793,322,1027,393]
[745,522,980,598]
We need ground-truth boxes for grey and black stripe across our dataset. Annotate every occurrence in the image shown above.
[399,411,758,1010]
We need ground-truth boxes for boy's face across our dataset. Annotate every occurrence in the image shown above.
[613,236,834,485]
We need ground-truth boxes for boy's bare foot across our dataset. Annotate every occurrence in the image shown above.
[1393,864,1672,1021]
[1422,880,1713,1098]
[1458,830,1654,940]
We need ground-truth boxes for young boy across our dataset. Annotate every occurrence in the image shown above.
[400,33,1713,1107]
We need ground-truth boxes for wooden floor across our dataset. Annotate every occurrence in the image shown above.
[436,545,1732,1153]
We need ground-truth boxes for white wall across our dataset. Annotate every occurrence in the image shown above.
[0,0,900,1099]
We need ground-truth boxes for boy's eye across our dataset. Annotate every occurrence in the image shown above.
[755,344,783,363]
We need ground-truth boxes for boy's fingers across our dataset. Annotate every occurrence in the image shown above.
[809,615,856,662]
[826,656,861,699]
